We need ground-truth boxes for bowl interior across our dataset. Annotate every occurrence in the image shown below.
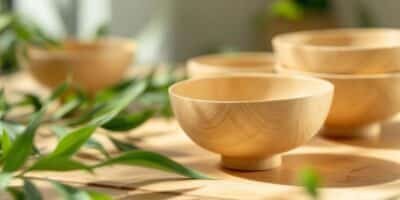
[193,53,274,69]
[170,75,331,102]
[278,29,400,48]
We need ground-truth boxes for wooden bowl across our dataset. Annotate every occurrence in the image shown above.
[169,74,333,170]
[187,52,275,78]
[24,38,135,93]
[277,65,400,138]
[273,28,400,74]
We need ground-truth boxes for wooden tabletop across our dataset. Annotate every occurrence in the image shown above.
[2,71,400,200]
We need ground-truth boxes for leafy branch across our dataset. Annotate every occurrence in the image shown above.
[0,68,207,199]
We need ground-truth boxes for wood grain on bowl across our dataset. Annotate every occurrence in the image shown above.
[169,74,333,170]
[24,38,135,93]
[277,65,400,138]
[273,28,400,74]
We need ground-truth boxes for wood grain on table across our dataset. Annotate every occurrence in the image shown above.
[2,72,400,200]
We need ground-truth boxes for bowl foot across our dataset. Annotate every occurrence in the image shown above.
[221,155,282,171]
[322,123,380,139]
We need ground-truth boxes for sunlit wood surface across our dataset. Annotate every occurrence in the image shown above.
[2,71,400,199]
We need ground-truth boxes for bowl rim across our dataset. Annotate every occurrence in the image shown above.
[272,28,400,52]
[277,64,400,79]
[169,73,333,104]
[188,52,275,71]
[27,37,136,59]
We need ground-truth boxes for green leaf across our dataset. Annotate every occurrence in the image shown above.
[47,82,69,102]
[298,168,320,199]
[270,0,305,21]
[89,81,147,126]
[52,181,112,200]
[94,150,210,179]
[108,137,138,152]
[2,109,45,172]
[7,187,25,200]
[28,156,91,172]
[66,104,106,126]
[1,129,12,156]
[51,125,97,158]
[102,109,154,131]
[87,191,113,200]
[23,180,42,200]
[0,172,12,190]
[50,125,109,158]
[0,14,12,33]
[52,96,84,120]
[95,23,109,39]
[85,138,110,158]
[0,89,10,118]
[0,121,24,139]
[15,93,42,111]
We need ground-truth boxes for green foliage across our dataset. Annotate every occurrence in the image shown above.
[2,109,45,172]
[0,14,59,74]
[0,70,208,199]
[298,168,320,199]
[23,180,42,200]
[109,137,139,151]
[270,0,330,21]
[94,150,210,179]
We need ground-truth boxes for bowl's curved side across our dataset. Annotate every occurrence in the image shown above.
[24,38,135,92]
[277,66,400,128]
[169,91,333,158]
[272,28,400,74]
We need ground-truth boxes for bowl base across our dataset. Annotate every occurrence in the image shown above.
[322,123,380,139]
[221,155,282,171]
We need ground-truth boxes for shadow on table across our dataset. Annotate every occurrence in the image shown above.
[325,121,400,150]
[223,153,400,187]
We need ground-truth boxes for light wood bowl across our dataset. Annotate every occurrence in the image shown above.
[169,74,333,171]
[273,28,400,74]
[187,52,275,78]
[24,38,135,93]
[278,65,400,138]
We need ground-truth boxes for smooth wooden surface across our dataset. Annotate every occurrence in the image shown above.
[187,52,275,78]
[278,65,400,138]
[3,72,400,199]
[273,28,400,74]
[169,74,333,170]
[24,38,135,93]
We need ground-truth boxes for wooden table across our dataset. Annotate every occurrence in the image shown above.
[2,72,400,199]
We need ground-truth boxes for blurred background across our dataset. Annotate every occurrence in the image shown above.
[2,0,400,69]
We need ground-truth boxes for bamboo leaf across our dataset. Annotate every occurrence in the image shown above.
[23,180,42,200]
[52,96,84,120]
[51,125,97,158]
[298,168,320,199]
[1,129,12,157]
[52,181,112,200]
[108,137,138,152]
[28,156,91,172]
[85,138,110,158]
[0,14,12,33]
[2,109,44,172]
[94,150,210,179]
[0,121,24,139]
[102,110,154,131]
[0,172,12,190]
[50,125,109,158]
[89,81,147,126]
[7,187,25,200]
[47,82,69,102]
